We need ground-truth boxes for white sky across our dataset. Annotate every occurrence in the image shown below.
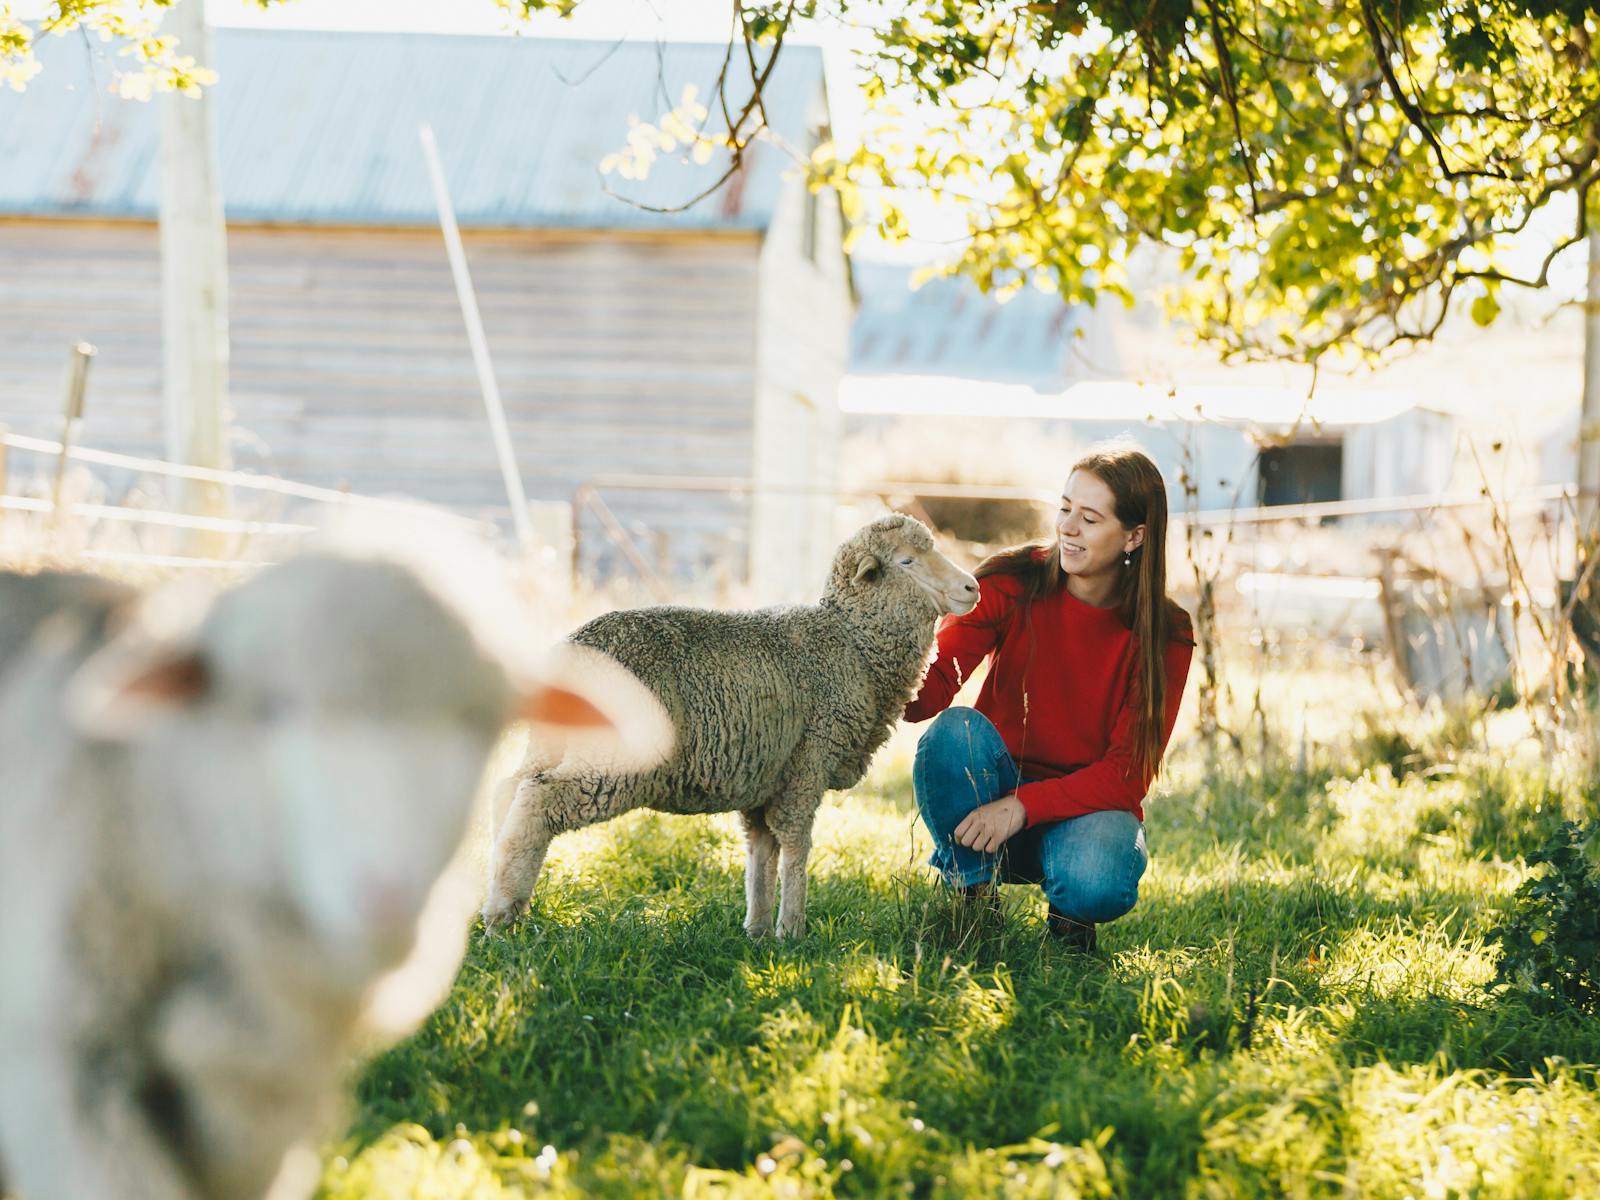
[209,0,738,43]
[13,0,747,39]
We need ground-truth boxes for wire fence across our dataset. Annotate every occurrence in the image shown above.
[567,470,1598,720]
[0,428,483,569]
[2,430,449,512]
[4,429,1593,718]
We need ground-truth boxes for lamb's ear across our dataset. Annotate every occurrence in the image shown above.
[852,553,882,584]
[517,681,615,730]
[66,587,213,740]
[68,641,210,740]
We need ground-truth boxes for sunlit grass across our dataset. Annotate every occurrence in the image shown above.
[318,714,1600,1198]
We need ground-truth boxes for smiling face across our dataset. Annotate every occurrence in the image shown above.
[1055,470,1145,593]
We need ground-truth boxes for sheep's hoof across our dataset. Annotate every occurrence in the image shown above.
[743,921,774,939]
[480,896,528,930]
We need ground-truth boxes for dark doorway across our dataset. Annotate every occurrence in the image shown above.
[1258,441,1343,507]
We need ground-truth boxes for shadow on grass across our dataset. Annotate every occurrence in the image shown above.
[343,807,1592,1194]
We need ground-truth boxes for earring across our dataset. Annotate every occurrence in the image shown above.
[1123,551,1132,567]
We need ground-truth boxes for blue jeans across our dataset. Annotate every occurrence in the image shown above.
[912,707,1148,924]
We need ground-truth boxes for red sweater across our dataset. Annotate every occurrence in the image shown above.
[904,570,1194,826]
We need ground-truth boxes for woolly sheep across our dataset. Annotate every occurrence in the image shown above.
[0,545,668,1200]
[483,513,979,938]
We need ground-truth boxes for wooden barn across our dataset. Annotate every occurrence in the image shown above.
[0,29,850,600]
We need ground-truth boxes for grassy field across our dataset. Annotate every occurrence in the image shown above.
[315,715,1600,1199]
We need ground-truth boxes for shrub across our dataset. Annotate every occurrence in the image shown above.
[1349,711,1424,779]
[1489,820,1600,1013]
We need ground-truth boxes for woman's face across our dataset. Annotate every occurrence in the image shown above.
[1056,470,1143,579]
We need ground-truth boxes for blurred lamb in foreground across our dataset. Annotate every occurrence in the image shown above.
[484,513,979,938]
[0,529,669,1200]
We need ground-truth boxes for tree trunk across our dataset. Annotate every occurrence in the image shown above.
[1582,226,1600,543]
[1570,223,1600,674]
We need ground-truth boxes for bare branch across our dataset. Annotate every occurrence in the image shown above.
[1207,0,1262,222]
[1359,0,1511,183]
[601,0,796,216]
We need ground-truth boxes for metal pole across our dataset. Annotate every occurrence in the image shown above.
[51,342,96,519]
[417,122,535,553]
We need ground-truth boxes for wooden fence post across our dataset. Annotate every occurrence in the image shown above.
[50,343,96,524]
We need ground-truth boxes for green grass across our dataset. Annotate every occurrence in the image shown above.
[318,733,1600,1198]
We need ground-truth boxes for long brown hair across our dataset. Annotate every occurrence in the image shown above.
[976,445,1191,780]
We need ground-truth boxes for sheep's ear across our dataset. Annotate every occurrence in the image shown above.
[516,644,675,771]
[66,585,214,740]
[852,553,882,584]
[516,681,616,730]
[67,643,210,740]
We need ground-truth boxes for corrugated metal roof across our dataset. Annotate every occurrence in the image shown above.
[849,261,1082,389]
[0,29,824,230]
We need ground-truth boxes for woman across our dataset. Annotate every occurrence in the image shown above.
[904,445,1194,950]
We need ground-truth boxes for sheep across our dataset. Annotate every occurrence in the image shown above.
[483,512,979,939]
[0,568,132,685]
[0,542,669,1200]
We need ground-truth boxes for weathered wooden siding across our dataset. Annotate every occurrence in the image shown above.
[2,224,167,452]
[0,220,762,580]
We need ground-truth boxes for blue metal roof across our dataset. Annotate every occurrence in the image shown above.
[849,261,1084,389]
[0,29,825,230]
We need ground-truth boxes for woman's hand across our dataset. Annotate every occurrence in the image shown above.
[953,794,1027,854]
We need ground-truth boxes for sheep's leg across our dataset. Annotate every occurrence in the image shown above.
[483,772,557,927]
[488,770,519,847]
[773,830,814,939]
[489,731,561,843]
[484,771,619,928]
[739,808,780,938]
[765,783,824,939]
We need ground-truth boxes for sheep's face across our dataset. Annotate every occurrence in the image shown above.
[833,515,978,617]
[226,560,516,967]
[68,553,667,976]
[67,557,512,972]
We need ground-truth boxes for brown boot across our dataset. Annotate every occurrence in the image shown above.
[1046,905,1098,952]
